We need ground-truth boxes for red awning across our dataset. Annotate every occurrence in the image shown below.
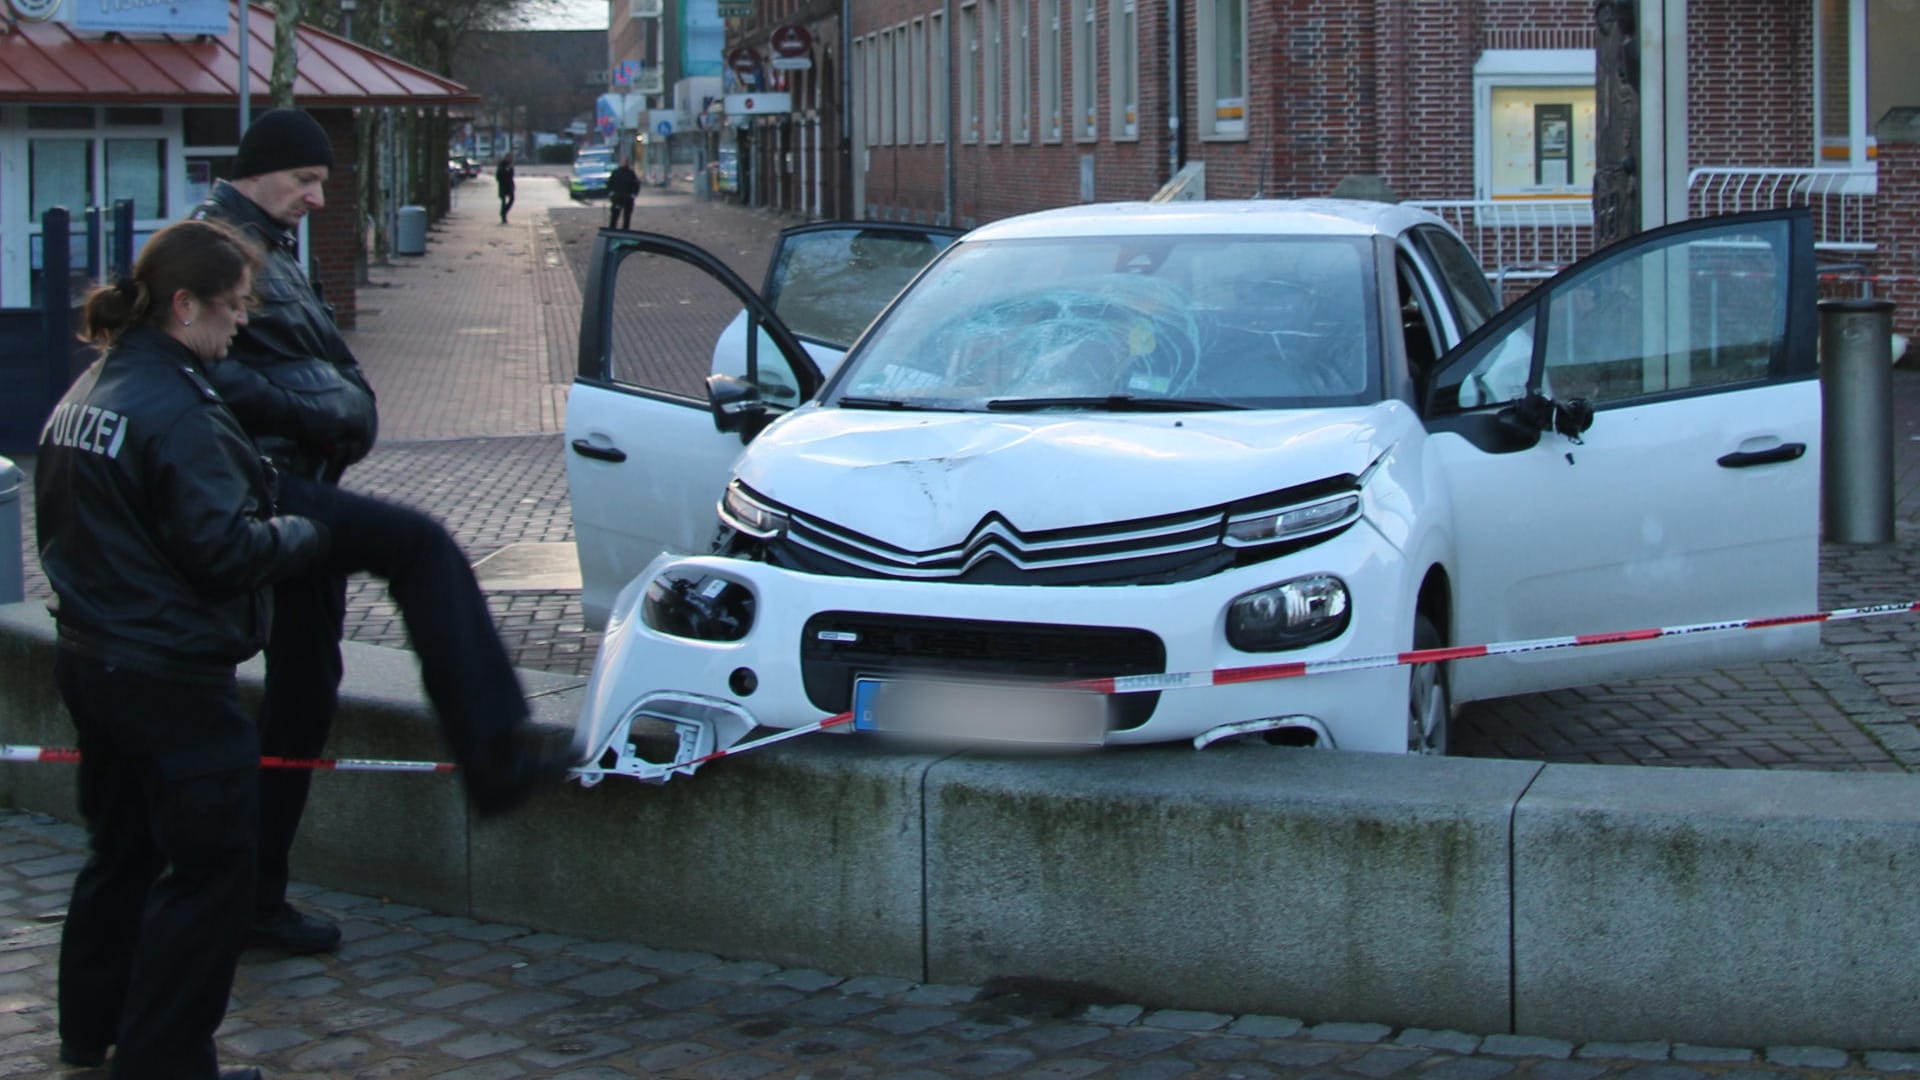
[0,1,475,106]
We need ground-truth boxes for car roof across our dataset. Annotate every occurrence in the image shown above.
[962,198,1450,242]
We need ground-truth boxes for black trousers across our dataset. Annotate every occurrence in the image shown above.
[609,199,634,231]
[499,190,514,221]
[253,476,530,917]
[55,649,256,1080]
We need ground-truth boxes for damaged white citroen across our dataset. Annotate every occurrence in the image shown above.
[563,202,1821,781]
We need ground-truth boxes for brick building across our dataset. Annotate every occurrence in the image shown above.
[721,0,1918,334]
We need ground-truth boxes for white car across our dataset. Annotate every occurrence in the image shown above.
[564,200,1820,776]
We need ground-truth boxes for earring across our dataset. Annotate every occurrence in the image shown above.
[182,319,193,327]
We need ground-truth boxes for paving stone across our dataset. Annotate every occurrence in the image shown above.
[1579,1040,1672,1061]
[515,1030,633,1066]
[685,1052,786,1078]
[714,987,808,1015]
[1765,1045,1852,1068]
[761,967,844,992]
[360,974,437,999]
[560,967,659,997]
[839,974,920,997]
[458,989,575,1024]
[1396,1028,1481,1054]
[626,945,722,972]
[441,1029,531,1059]
[1479,1034,1575,1059]
[633,1039,722,1070]
[1308,1021,1393,1044]
[1229,1015,1305,1039]
[220,1026,316,1056]
[408,982,501,1009]
[1614,1066,1707,1080]
[288,1035,374,1070]
[1416,1059,1516,1080]
[1342,1046,1430,1077]
[1256,1042,1342,1068]
[863,1006,962,1034]
[1143,1009,1232,1031]
[1081,1004,1146,1026]
[1863,1051,1920,1072]
[1526,1064,1610,1080]
[1672,1044,1754,1063]
[373,1015,465,1047]
[901,982,980,1006]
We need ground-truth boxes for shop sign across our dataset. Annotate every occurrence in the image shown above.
[69,0,230,34]
[724,92,792,115]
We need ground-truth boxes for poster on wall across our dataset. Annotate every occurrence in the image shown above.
[716,144,739,193]
[1490,87,1595,198]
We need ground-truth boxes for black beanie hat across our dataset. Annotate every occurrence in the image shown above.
[231,108,335,179]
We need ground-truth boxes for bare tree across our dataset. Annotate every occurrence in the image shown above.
[271,0,302,107]
[1592,0,1641,247]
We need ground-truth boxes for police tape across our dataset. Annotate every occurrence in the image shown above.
[4,598,1913,776]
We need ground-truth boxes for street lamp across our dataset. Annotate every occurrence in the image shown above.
[339,0,355,40]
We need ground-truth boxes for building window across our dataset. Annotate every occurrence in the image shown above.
[1109,0,1137,140]
[1011,0,1031,142]
[882,29,898,145]
[1070,0,1096,140]
[30,139,93,221]
[29,106,94,130]
[1040,0,1062,142]
[983,0,1002,142]
[863,35,879,148]
[961,2,980,143]
[107,140,166,220]
[910,19,927,144]
[895,23,912,145]
[931,11,949,144]
[1472,50,1597,200]
[1196,0,1245,138]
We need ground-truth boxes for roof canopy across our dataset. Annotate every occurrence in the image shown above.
[0,1,474,106]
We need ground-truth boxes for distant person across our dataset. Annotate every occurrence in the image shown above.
[496,154,516,224]
[40,217,314,1080]
[192,108,576,960]
[606,157,641,231]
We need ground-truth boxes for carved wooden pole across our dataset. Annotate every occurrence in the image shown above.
[1592,0,1641,248]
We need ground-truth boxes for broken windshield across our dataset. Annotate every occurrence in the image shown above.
[830,233,1382,412]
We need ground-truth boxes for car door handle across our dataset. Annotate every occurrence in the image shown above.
[1717,442,1805,469]
[570,438,627,463]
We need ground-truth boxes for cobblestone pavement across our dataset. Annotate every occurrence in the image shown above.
[1,807,1907,1079]
[9,169,1920,1079]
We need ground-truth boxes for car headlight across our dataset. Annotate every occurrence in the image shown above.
[719,483,789,539]
[1226,574,1350,652]
[641,569,755,642]
[1224,494,1360,547]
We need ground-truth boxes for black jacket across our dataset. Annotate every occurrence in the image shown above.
[496,161,516,195]
[191,180,378,482]
[36,327,329,681]
[607,165,641,203]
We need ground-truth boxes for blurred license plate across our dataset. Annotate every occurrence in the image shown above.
[852,678,1108,746]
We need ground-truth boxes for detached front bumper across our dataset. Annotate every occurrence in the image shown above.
[574,536,1415,779]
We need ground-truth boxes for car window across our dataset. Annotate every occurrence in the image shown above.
[1412,225,1499,334]
[765,228,957,348]
[832,234,1381,410]
[1538,222,1789,405]
[1434,217,1793,411]
[601,245,807,405]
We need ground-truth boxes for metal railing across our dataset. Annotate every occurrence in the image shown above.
[1401,197,1595,293]
[1685,166,1878,257]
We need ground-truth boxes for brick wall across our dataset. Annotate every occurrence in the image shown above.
[1872,142,1920,342]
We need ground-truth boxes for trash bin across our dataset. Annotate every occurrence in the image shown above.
[395,205,427,256]
[1820,298,1897,544]
[0,456,22,605]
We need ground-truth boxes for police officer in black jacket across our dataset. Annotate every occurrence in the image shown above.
[192,109,576,957]
[40,218,316,1080]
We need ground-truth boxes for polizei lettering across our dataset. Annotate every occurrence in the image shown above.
[42,402,129,459]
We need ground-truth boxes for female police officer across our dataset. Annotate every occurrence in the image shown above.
[37,218,324,1079]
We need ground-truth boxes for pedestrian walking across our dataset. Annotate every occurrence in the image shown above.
[607,157,640,231]
[40,217,319,1080]
[496,153,516,223]
[191,108,576,959]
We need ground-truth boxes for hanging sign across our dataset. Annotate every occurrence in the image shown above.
[768,24,813,71]
[69,0,230,35]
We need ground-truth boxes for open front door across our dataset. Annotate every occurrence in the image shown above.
[1423,209,1821,702]
[565,231,819,628]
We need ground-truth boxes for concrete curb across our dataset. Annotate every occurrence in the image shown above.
[3,600,1917,1050]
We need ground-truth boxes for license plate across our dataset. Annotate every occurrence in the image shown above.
[852,677,1109,746]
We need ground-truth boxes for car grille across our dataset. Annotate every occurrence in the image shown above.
[755,475,1357,586]
[799,612,1166,731]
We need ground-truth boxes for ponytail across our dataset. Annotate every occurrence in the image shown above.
[78,219,262,348]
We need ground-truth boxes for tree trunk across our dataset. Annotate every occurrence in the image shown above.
[1592,0,1640,248]
[271,0,302,108]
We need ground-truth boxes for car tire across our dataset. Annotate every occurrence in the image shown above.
[1407,612,1450,755]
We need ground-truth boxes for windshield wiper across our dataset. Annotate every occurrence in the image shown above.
[986,395,1241,412]
[837,395,943,411]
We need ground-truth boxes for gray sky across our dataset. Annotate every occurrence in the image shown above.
[519,0,609,30]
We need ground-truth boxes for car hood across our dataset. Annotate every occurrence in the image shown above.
[734,403,1413,547]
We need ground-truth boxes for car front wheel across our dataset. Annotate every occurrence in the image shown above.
[1407,612,1450,755]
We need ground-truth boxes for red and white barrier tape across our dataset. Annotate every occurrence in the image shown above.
[4,599,1912,776]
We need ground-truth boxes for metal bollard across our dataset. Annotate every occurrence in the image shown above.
[1819,298,1897,544]
[0,456,22,604]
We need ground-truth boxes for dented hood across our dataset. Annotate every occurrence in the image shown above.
[733,402,1413,549]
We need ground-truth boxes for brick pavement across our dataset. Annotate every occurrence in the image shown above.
[8,168,1920,1078]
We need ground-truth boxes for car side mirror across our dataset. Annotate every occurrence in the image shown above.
[1496,391,1594,449]
[707,373,772,442]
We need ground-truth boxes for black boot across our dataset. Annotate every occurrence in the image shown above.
[464,724,578,817]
